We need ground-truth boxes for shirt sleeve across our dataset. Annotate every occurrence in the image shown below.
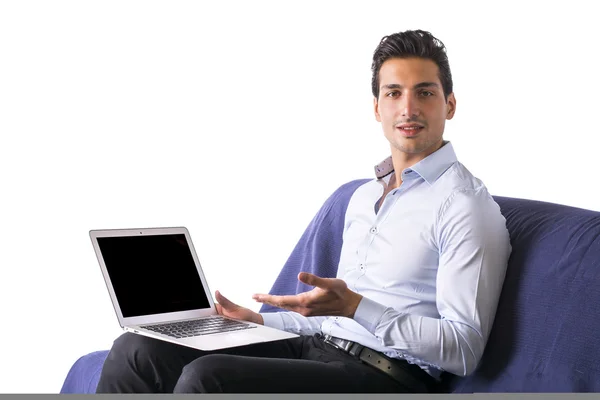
[261,311,328,336]
[353,187,511,376]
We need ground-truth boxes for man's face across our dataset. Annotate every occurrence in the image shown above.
[374,57,456,160]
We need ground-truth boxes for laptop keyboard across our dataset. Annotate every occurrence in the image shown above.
[141,316,256,338]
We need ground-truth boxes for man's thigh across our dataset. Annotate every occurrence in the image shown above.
[97,332,307,393]
[174,336,408,393]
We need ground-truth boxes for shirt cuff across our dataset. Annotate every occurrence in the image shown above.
[260,312,286,331]
[353,296,389,333]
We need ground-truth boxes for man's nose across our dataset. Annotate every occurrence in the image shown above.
[401,94,420,118]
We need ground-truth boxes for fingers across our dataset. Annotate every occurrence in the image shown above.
[252,292,337,317]
[252,293,303,310]
[215,290,236,309]
[251,293,271,304]
[298,272,327,288]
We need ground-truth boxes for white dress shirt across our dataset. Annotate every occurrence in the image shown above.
[262,141,512,378]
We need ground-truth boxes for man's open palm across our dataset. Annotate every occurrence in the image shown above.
[252,272,363,318]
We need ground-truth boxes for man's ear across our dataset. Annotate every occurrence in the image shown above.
[374,97,381,122]
[446,93,456,120]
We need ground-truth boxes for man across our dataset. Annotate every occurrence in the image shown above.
[96,29,511,393]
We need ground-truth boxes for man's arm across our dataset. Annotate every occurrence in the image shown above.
[260,312,328,336]
[255,187,511,376]
[356,188,511,375]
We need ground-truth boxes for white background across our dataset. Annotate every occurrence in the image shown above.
[0,0,598,393]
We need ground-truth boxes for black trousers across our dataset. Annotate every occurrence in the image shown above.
[96,332,423,393]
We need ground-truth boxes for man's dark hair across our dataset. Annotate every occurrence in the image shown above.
[371,30,453,101]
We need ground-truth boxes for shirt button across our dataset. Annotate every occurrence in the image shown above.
[370,227,378,234]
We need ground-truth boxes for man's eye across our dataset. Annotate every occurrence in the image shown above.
[420,91,434,97]
[386,91,400,98]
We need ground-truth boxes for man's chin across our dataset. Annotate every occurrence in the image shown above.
[394,143,426,155]
[390,141,442,159]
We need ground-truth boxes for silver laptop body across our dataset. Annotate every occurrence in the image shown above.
[90,227,297,351]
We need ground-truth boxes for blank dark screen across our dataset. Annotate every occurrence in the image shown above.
[97,234,210,318]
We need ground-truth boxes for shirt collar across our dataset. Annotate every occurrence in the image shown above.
[373,141,458,185]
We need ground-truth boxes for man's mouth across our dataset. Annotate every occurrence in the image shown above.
[396,124,424,137]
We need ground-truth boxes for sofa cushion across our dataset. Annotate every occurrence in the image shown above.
[60,350,109,394]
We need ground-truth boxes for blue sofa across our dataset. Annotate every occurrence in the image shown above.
[61,179,600,393]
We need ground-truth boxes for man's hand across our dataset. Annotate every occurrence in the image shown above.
[252,272,363,318]
[215,291,264,325]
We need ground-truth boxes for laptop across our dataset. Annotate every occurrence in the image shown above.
[90,226,298,351]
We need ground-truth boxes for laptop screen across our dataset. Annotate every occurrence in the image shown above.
[97,233,211,318]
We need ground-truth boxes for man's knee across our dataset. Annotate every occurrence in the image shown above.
[101,333,161,378]
[174,354,234,393]
[106,333,153,361]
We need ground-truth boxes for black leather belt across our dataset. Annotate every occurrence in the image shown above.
[320,334,436,393]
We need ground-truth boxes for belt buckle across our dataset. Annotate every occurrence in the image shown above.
[323,335,352,352]
[323,335,363,357]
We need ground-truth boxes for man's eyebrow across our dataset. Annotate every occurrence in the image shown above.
[381,82,441,90]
